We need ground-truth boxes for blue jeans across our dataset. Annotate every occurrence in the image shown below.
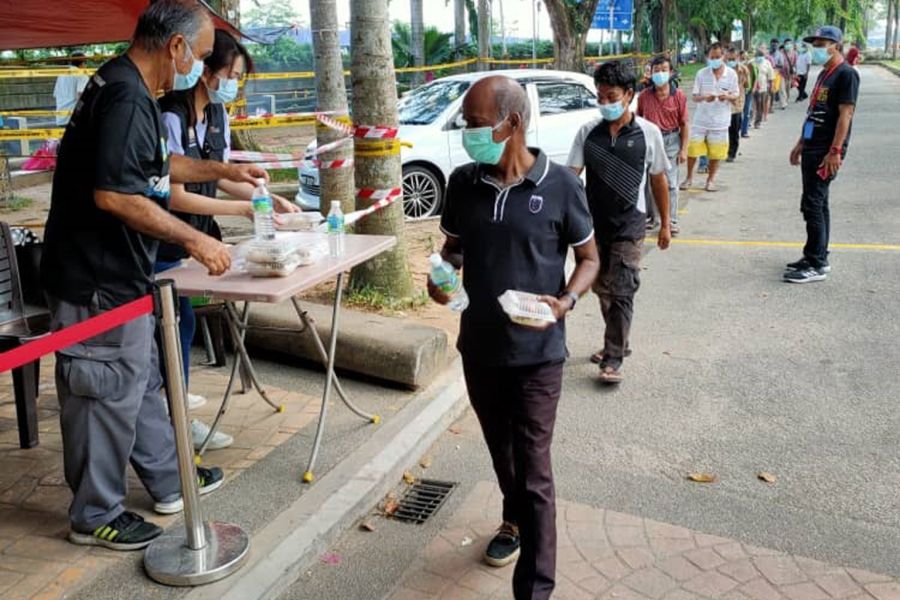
[153,260,196,388]
[741,92,752,136]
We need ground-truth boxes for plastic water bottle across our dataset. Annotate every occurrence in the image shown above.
[327,200,345,258]
[252,180,275,241]
[429,253,469,312]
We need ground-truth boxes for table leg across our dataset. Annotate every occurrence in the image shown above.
[289,296,377,423]
[302,271,350,483]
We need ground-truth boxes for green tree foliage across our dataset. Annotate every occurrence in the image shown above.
[391,23,455,67]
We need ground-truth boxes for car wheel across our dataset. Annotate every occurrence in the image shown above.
[402,165,443,221]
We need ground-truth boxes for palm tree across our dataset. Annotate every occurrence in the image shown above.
[391,23,455,67]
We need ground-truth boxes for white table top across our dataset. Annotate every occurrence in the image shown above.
[158,233,397,303]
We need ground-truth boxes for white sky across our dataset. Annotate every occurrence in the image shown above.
[245,0,610,43]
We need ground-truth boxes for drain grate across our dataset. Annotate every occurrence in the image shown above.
[393,479,456,524]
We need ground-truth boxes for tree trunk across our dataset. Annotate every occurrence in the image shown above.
[219,0,240,26]
[310,0,354,215]
[743,11,754,53]
[886,0,894,56]
[632,0,644,54]
[544,0,600,72]
[477,0,490,70]
[454,0,466,58]
[0,157,11,208]
[894,0,900,60]
[410,0,425,84]
[499,0,507,57]
[349,0,414,298]
[838,0,848,33]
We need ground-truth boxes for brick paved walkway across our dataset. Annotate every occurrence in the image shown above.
[388,481,900,600]
[0,360,321,600]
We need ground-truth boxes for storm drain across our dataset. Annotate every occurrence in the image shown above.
[393,479,456,524]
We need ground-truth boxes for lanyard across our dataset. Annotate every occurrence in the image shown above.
[808,57,843,111]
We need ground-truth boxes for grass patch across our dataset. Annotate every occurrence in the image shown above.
[677,62,704,83]
[1,195,33,212]
[345,283,430,315]
[268,168,297,183]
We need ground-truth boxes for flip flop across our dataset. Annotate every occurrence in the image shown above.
[705,181,719,192]
[598,365,624,384]
[590,348,632,364]
[678,180,692,191]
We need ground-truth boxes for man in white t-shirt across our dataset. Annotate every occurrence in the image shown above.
[795,43,812,101]
[53,53,90,126]
[681,42,741,192]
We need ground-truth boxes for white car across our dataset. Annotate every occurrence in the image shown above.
[297,69,633,219]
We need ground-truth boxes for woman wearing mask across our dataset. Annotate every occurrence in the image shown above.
[157,30,299,451]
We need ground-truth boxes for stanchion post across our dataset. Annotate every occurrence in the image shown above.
[144,280,250,586]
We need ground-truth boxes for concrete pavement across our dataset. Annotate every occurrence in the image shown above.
[280,65,900,599]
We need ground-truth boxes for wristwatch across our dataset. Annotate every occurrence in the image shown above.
[559,291,579,310]
[829,146,841,155]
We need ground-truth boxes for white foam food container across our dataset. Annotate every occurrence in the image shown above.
[275,212,323,232]
[497,290,557,327]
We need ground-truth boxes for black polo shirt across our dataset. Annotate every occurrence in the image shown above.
[41,55,171,309]
[568,115,669,242]
[440,149,594,368]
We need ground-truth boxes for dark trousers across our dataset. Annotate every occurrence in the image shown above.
[800,151,832,268]
[797,74,809,100]
[753,92,767,127]
[592,239,643,368]
[463,359,564,600]
[728,112,742,159]
[741,92,752,136]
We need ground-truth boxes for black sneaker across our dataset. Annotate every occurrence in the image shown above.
[154,466,225,514]
[484,522,520,567]
[69,511,162,551]
[785,258,831,273]
[783,267,827,284]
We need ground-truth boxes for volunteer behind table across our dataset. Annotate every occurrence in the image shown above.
[40,1,268,552]
[156,30,298,448]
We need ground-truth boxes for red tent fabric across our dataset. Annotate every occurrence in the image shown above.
[0,0,242,51]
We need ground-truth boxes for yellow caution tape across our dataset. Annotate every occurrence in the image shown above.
[246,71,319,81]
[229,113,318,130]
[0,128,64,140]
[354,138,403,157]
[396,58,478,73]
[0,67,95,78]
[484,57,555,65]
[583,53,652,61]
[0,109,71,117]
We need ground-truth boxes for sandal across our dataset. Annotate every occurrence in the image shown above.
[678,180,692,191]
[705,181,719,192]
[598,365,624,384]
[590,348,632,364]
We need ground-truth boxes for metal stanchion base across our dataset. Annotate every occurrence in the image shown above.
[144,521,250,586]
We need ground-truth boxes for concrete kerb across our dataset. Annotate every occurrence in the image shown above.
[184,356,469,600]
[873,62,900,78]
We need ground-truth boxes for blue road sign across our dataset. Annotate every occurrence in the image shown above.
[591,0,634,31]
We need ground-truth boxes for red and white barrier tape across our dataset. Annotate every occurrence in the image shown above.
[0,295,154,373]
[313,158,354,169]
[231,150,301,162]
[354,125,399,139]
[315,112,354,136]
[308,136,353,157]
[356,186,402,201]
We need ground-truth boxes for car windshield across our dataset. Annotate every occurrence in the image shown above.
[397,80,470,125]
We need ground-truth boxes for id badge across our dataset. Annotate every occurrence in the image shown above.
[802,120,814,140]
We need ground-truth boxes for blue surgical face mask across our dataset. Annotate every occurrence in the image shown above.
[812,47,831,64]
[462,119,509,165]
[708,58,723,69]
[651,72,670,87]
[755,56,765,63]
[599,99,626,121]
[727,60,737,68]
[173,45,204,91]
[208,76,239,104]
[785,43,794,51]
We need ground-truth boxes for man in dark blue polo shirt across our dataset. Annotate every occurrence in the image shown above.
[430,76,599,600]
[568,60,672,384]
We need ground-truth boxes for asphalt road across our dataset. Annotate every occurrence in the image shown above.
[282,64,900,600]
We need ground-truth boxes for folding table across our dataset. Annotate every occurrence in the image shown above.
[162,232,397,481]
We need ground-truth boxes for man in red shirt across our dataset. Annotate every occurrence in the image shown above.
[637,55,689,234]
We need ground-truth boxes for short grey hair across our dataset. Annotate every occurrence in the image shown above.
[496,81,532,130]
[133,0,211,52]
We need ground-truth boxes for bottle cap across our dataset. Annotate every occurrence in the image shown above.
[331,200,341,209]
[428,253,443,267]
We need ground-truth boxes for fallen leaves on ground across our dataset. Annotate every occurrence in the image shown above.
[360,521,376,532]
[757,471,777,483]
[419,456,433,469]
[448,426,462,435]
[402,471,416,484]
[382,492,399,516]
[461,536,473,547]
[687,472,718,483]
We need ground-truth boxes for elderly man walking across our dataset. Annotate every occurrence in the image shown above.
[41,0,267,550]
[430,75,599,599]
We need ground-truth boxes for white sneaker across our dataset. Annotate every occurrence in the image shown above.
[191,419,233,450]
[187,393,207,410]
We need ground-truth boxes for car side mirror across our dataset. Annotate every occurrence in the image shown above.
[451,113,467,130]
